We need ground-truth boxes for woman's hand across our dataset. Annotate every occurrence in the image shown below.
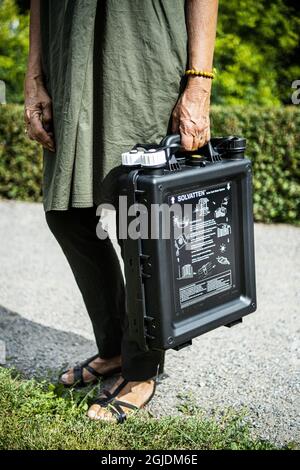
[172,77,211,151]
[24,74,55,152]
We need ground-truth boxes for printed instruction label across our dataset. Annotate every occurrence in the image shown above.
[179,270,232,308]
[169,181,236,311]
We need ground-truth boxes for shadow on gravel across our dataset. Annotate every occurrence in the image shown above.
[0,305,96,381]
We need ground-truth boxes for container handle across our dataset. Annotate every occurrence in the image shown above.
[160,134,221,164]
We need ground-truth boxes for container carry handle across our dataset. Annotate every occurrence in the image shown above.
[160,134,222,165]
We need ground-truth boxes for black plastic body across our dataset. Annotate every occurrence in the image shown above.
[118,153,257,352]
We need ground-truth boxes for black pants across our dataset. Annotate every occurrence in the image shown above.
[45,206,165,381]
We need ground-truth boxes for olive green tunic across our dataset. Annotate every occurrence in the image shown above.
[40,0,188,212]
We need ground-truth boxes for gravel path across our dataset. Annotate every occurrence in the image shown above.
[0,201,299,445]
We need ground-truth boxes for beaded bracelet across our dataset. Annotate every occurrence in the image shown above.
[185,69,215,79]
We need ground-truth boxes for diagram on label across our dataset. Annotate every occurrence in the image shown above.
[214,196,230,218]
[177,264,194,280]
[174,233,189,257]
[219,243,226,253]
[170,181,235,309]
[217,223,231,238]
[194,197,210,216]
[198,261,216,279]
[217,256,230,265]
[174,215,189,229]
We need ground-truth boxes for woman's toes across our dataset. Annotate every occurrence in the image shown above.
[87,404,100,419]
[98,408,115,422]
[87,404,114,421]
[60,370,74,385]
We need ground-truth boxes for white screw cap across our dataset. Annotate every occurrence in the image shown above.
[121,149,144,166]
[141,149,166,167]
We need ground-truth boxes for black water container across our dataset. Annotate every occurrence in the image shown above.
[118,135,256,352]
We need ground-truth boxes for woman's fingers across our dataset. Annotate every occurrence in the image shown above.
[25,105,55,152]
[27,112,55,152]
[171,115,179,134]
[178,119,196,151]
[180,132,194,151]
[171,83,211,152]
[41,101,54,136]
[193,125,210,150]
[175,125,210,151]
[24,107,31,127]
[24,79,56,152]
[178,118,210,151]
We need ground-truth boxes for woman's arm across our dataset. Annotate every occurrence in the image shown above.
[26,0,42,80]
[24,0,55,152]
[172,0,218,151]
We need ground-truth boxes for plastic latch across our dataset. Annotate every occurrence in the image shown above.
[173,340,192,351]
[225,318,243,328]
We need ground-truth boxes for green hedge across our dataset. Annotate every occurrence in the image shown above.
[0,104,299,223]
[211,106,300,223]
[0,104,42,201]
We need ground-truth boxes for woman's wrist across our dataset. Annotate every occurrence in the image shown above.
[185,75,212,92]
[24,70,45,97]
[26,48,42,76]
[25,59,44,84]
[25,71,43,82]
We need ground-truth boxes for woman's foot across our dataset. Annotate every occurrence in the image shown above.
[87,375,156,422]
[60,355,122,386]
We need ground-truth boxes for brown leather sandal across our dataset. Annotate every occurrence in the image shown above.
[59,354,122,388]
[91,378,157,423]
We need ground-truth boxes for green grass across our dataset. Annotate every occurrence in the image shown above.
[0,367,292,450]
